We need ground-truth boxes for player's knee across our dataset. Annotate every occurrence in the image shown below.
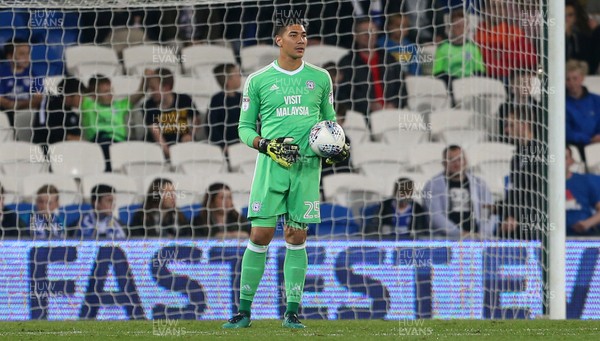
[284,226,307,245]
[250,227,275,245]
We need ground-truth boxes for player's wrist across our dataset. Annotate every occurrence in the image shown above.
[258,138,271,153]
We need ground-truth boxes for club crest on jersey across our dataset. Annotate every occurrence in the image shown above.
[251,201,261,213]
[242,97,250,111]
[306,80,315,90]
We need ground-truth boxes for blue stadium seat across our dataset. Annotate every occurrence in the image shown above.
[179,203,203,222]
[307,203,359,237]
[60,203,92,227]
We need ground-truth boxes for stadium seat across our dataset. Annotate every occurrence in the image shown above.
[307,203,359,238]
[405,76,450,113]
[407,143,446,180]
[452,77,507,131]
[12,110,35,142]
[468,142,516,200]
[64,45,121,79]
[110,75,142,98]
[170,142,226,176]
[321,174,384,216]
[343,110,369,143]
[0,111,14,141]
[173,75,221,98]
[81,173,139,212]
[122,44,181,76]
[585,144,600,175]
[352,142,408,180]
[22,174,80,205]
[227,143,258,174]
[110,142,168,189]
[181,44,237,76]
[141,172,199,207]
[204,173,253,210]
[240,45,279,74]
[370,109,429,145]
[0,141,48,176]
[584,76,600,95]
[0,175,22,204]
[302,44,348,67]
[49,141,105,177]
[43,76,64,96]
[429,109,486,147]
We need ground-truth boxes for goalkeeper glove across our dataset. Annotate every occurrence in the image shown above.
[258,137,300,168]
[326,142,350,165]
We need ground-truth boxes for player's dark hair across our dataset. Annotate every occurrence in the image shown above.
[88,74,111,93]
[153,67,174,90]
[273,12,305,37]
[91,184,115,205]
[442,144,463,160]
[213,63,238,89]
[3,37,29,57]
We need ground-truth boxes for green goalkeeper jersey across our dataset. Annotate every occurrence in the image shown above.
[238,60,336,157]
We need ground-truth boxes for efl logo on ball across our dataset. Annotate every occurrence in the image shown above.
[309,120,346,158]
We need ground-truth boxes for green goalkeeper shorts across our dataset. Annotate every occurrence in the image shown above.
[247,153,322,228]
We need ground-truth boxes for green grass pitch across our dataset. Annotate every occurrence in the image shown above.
[0,320,599,340]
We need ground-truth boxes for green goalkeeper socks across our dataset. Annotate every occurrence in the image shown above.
[284,243,308,315]
[239,241,269,317]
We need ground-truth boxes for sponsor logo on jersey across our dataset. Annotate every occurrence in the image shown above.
[269,84,279,91]
[242,97,250,111]
[306,80,314,90]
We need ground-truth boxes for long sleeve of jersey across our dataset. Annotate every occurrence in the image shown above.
[238,76,260,148]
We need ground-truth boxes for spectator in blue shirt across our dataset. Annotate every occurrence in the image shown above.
[566,59,600,161]
[566,145,600,236]
[0,38,44,125]
[377,14,421,76]
[78,184,126,239]
[20,184,69,239]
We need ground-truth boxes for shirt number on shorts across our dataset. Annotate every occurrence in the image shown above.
[304,201,320,219]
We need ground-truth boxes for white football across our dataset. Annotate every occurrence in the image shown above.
[309,120,346,158]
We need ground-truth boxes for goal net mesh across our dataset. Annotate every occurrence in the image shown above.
[0,0,556,321]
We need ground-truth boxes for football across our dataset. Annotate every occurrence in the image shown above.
[309,120,346,158]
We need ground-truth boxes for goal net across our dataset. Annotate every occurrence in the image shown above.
[0,0,569,322]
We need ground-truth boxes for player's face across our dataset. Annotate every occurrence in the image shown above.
[10,44,30,70]
[96,82,113,106]
[36,193,59,214]
[443,149,467,177]
[279,25,307,59]
[566,70,584,95]
[96,194,115,214]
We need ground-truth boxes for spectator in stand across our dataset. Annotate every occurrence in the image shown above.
[81,73,146,171]
[0,38,44,125]
[144,68,198,160]
[500,106,547,240]
[475,0,537,81]
[398,0,446,44]
[566,59,600,160]
[378,14,421,76]
[191,182,250,239]
[0,183,19,238]
[32,76,83,151]
[423,145,496,239]
[20,184,72,240]
[78,184,126,239]
[129,178,192,238]
[566,0,597,75]
[338,18,402,119]
[206,63,242,153]
[566,145,600,236]
[433,11,485,81]
[322,62,343,98]
[498,69,541,142]
[364,177,428,240]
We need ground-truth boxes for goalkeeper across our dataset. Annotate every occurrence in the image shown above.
[222,19,349,329]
